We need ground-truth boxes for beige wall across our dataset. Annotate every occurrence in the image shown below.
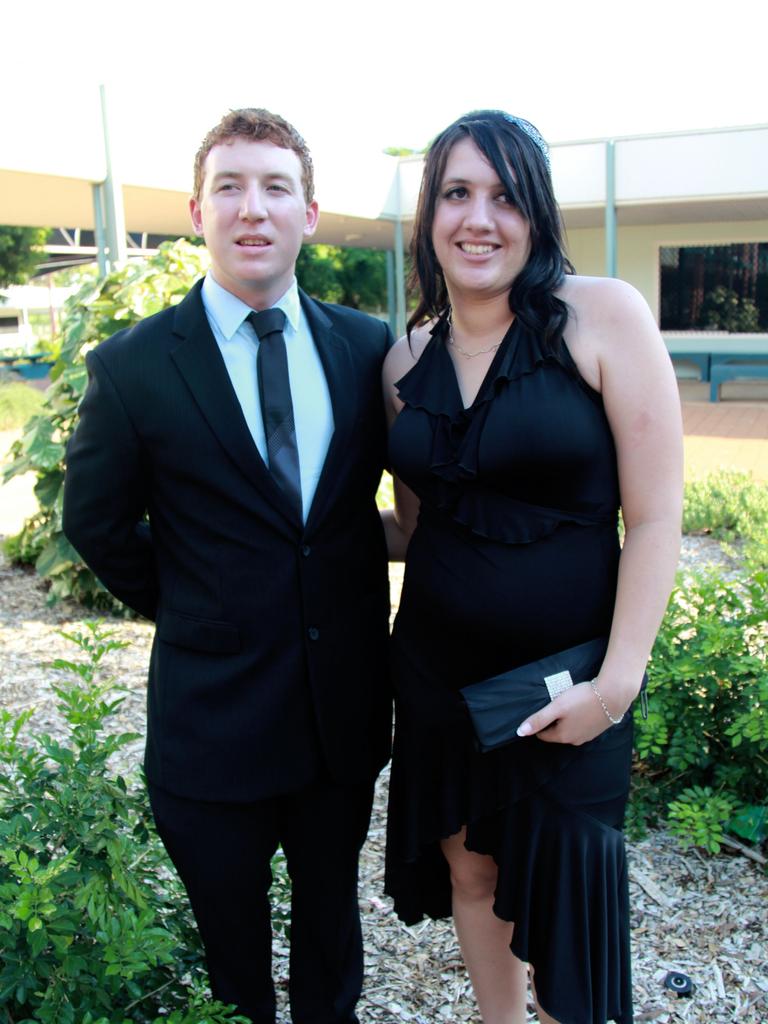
[565,220,768,322]
[564,227,604,278]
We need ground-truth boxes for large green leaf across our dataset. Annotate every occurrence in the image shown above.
[728,804,768,843]
[34,471,64,510]
[2,449,32,483]
[35,532,80,577]
[22,417,65,471]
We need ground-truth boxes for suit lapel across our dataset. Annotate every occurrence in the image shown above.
[169,282,301,532]
[301,292,359,532]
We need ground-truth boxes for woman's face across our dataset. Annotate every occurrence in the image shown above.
[431,136,531,304]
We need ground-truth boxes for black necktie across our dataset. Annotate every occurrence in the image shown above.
[248,308,302,520]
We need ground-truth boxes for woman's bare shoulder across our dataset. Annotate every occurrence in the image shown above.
[557,275,665,390]
[559,274,650,324]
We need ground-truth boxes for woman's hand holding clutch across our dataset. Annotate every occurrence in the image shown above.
[516,676,635,746]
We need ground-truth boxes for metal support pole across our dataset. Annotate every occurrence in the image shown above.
[91,183,108,279]
[47,276,57,345]
[393,219,406,338]
[605,140,617,278]
[392,163,408,338]
[386,250,397,336]
[99,84,127,271]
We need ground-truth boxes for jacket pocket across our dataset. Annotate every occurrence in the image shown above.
[157,608,241,654]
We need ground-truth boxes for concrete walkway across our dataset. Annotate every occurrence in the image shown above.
[679,380,768,481]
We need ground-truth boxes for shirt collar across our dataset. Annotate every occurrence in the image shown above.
[201,273,302,340]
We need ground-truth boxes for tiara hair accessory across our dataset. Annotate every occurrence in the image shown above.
[495,112,551,169]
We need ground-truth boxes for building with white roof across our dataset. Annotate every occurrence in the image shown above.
[1,122,766,362]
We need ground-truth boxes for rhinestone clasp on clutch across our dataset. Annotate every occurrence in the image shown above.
[544,670,574,701]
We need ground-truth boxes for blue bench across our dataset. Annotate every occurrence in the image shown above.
[0,353,54,379]
[15,361,54,380]
[669,352,711,381]
[709,356,768,402]
[664,335,768,398]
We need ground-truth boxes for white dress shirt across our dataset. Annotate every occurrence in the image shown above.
[200,273,334,523]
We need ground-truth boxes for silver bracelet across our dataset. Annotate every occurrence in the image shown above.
[589,680,624,725]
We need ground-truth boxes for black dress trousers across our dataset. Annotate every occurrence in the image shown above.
[149,778,375,1024]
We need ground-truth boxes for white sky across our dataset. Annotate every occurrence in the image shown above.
[3,0,765,208]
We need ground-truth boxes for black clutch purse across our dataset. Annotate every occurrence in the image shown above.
[460,637,610,753]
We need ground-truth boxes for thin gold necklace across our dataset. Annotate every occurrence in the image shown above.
[446,311,503,360]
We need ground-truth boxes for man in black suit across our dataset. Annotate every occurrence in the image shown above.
[63,109,392,1024]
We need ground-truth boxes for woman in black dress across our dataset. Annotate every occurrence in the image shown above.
[381,111,683,1024]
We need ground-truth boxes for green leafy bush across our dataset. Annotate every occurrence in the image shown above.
[683,470,768,570]
[0,380,44,430]
[632,568,768,851]
[0,622,246,1023]
[3,241,209,609]
[667,785,737,854]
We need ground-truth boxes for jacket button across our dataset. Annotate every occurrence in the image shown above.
[301,545,311,557]
[308,627,320,641]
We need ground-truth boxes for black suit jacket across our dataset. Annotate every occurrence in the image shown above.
[63,281,393,801]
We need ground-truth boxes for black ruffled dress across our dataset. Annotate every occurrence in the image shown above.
[385,318,635,1024]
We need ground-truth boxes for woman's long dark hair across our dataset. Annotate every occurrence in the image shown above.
[407,110,574,353]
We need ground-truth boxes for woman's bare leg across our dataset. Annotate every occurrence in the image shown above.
[440,828,529,1024]
[535,1009,561,1023]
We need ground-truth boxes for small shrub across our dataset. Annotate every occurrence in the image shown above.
[3,240,210,609]
[0,380,44,430]
[683,470,768,570]
[667,785,738,854]
[3,510,56,583]
[624,768,659,842]
[0,622,246,1023]
[633,567,768,852]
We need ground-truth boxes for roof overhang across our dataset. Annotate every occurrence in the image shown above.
[2,124,766,251]
[0,168,400,250]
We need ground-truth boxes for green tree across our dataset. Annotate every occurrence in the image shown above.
[382,147,426,157]
[295,245,344,303]
[296,244,387,311]
[0,225,50,289]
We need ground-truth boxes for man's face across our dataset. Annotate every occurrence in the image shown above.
[190,138,318,308]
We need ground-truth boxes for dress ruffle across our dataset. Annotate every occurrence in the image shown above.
[425,490,615,546]
[394,320,616,545]
[385,707,635,1024]
[394,316,550,416]
[385,803,632,1024]
[492,791,632,1024]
